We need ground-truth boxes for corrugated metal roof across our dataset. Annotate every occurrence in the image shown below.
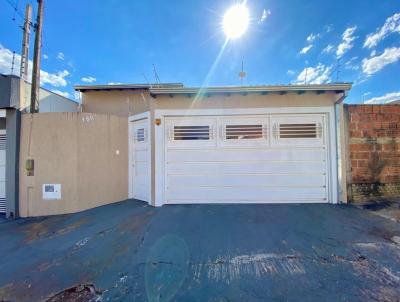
[149,83,352,95]
[75,82,352,95]
[74,83,184,92]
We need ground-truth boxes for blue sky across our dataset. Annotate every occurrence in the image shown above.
[0,0,399,103]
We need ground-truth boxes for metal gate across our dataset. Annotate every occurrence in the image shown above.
[0,130,6,213]
[164,114,329,204]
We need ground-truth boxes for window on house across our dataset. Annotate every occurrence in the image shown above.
[174,125,210,140]
[225,124,263,140]
[279,123,318,138]
[136,128,145,142]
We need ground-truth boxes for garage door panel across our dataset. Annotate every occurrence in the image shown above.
[164,114,331,204]
[167,174,325,187]
[135,163,149,176]
[167,161,326,175]
[167,187,326,202]
[135,150,148,162]
[167,148,325,162]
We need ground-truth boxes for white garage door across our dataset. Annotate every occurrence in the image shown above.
[130,119,150,202]
[165,114,330,204]
[0,130,6,213]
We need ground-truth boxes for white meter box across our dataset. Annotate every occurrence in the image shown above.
[43,184,61,200]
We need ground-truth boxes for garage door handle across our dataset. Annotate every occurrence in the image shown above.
[272,124,278,139]
[317,123,323,138]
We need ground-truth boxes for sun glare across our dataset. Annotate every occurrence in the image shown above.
[223,4,250,39]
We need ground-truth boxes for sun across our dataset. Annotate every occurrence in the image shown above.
[222,3,250,39]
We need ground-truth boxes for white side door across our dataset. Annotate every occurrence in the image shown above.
[130,119,150,202]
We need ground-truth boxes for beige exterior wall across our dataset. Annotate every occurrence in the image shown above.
[82,90,150,117]
[19,112,128,217]
[153,92,338,110]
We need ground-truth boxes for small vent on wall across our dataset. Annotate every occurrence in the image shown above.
[225,124,263,140]
[136,128,145,142]
[173,125,210,140]
[0,135,6,150]
[279,123,319,138]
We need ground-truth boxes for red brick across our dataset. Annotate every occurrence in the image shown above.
[351,114,360,122]
[372,106,380,114]
[354,152,370,160]
[358,123,372,130]
[363,106,373,113]
[350,144,373,152]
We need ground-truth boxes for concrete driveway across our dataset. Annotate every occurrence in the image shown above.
[0,200,400,302]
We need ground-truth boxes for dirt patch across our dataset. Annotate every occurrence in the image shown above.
[20,216,91,244]
[46,284,102,302]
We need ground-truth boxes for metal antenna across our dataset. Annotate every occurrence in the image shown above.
[336,58,341,82]
[11,51,16,75]
[304,67,308,85]
[152,64,161,85]
[238,61,246,86]
[142,73,152,88]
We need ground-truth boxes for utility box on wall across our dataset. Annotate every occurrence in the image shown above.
[43,184,61,200]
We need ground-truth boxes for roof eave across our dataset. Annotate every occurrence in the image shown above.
[148,83,353,95]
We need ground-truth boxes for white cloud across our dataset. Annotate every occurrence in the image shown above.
[41,70,70,87]
[324,24,334,33]
[107,82,122,85]
[370,50,376,57]
[322,44,335,54]
[294,63,332,84]
[306,33,319,43]
[258,9,271,24]
[364,91,400,104]
[287,69,295,76]
[0,44,70,87]
[51,89,71,98]
[43,54,48,59]
[57,52,65,60]
[344,56,359,70]
[299,44,313,54]
[74,91,81,101]
[336,26,357,58]
[364,13,400,49]
[362,47,400,75]
[81,76,96,83]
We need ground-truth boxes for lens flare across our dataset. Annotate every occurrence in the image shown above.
[223,4,250,39]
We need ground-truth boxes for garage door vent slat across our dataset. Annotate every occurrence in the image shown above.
[225,124,263,140]
[279,123,320,138]
[174,125,210,140]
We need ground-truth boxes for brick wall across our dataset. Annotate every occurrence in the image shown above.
[346,104,400,202]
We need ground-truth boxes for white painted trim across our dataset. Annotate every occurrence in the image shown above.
[154,113,164,207]
[128,112,151,205]
[155,107,333,116]
[154,106,339,206]
[128,111,149,122]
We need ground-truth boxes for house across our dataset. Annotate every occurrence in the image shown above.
[74,82,352,207]
[0,74,79,218]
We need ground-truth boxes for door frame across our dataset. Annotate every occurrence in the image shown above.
[128,112,151,204]
[154,106,338,207]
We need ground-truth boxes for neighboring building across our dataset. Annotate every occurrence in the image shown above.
[74,83,351,207]
[0,74,78,218]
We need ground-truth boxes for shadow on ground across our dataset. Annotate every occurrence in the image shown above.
[0,200,400,302]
